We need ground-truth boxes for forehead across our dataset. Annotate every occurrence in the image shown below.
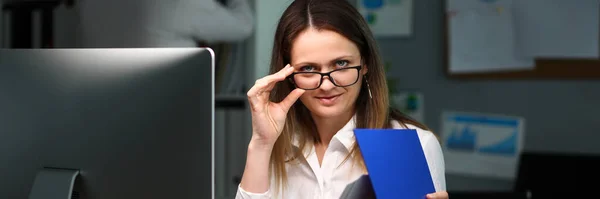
[290,28,360,65]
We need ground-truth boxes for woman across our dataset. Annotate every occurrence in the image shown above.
[237,0,448,198]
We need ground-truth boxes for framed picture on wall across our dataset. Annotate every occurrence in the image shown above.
[358,0,414,37]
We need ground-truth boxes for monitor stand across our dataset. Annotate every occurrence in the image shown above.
[28,167,80,199]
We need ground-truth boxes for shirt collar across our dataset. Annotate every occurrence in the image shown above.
[332,115,357,151]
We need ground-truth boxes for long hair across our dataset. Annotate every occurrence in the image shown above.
[268,0,430,195]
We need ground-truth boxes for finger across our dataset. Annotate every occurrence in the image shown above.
[279,88,305,113]
[247,79,273,113]
[247,64,293,97]
[426,191,449,199]
[247,64,295,111]
[261,64,295,86]
[247,78,269,98]
[274,64,294,79]
[263,64,297,94]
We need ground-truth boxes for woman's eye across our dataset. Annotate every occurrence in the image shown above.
[335,60,349,67]
[299,65,315,72]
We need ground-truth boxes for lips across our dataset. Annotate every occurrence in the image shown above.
[315,94,342,106]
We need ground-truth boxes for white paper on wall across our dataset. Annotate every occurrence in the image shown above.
[446,0,535,74]
[513,0,599,58]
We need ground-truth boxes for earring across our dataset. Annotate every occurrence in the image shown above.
[364,76,373,99]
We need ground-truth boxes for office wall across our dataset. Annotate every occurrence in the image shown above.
[376,0,600,191]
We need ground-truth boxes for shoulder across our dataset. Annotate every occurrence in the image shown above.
[390,120,440,148]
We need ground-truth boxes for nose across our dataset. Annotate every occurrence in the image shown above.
[319,76,336,91]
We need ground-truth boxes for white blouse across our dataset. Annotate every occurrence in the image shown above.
[236,118,446,199]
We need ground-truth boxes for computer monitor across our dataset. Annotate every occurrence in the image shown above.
[0,48,215,199]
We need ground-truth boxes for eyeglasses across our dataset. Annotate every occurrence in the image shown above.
[288,66,362,90]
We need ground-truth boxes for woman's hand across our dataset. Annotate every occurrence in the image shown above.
[246,64,305,147]
[240,64,304,193]
[427,191,449,199]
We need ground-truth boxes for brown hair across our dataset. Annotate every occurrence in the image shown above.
[268,0,430,195]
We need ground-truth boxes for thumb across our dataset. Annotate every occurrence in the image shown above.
[426,191,448,199]
[279,89,305,113]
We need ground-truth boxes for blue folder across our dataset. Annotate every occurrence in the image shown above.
[353,129,435,199]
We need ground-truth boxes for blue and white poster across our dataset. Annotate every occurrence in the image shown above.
[358,0,413,37]
[441,111,525,179]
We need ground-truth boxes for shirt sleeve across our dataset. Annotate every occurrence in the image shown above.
[421,132,447,192]
[235,184,272,199]
[172,0,254,42]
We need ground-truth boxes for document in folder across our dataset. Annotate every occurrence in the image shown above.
[354,129,435,199]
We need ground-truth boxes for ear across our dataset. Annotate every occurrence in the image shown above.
[362,65,368,76]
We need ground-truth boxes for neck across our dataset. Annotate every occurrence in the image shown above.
[311,111,354,146]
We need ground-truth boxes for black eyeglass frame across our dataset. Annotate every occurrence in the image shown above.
[287,65,363,90]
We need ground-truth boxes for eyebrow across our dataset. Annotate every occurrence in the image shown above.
[293,55,356,67]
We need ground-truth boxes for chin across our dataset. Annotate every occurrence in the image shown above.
[305,101,354,119]
[309,106,348,118]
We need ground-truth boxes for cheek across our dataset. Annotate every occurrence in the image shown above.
[299,90,314,105]
[346,83,363,101]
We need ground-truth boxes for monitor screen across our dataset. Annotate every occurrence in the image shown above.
[0,48,214,199]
